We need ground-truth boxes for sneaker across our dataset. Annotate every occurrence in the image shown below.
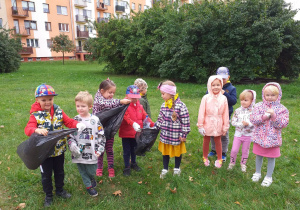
[160,169,168,179]
[87,187,98,197]
[251,172,262,182]
[131,163,142,172]
[227,163,235,170]
[173,168,181,176]
[215,160,223,168]
[208,150,216,157]
[108,168,115,178]
[241,164,247,172]
[123,167,131,176]
[44,196,53,207]
[96,168,103,177]
[91,178,97,188]
[56,190,71,199]
[222,153,227,162]
[203,157,210,167]
[261,176,273,187]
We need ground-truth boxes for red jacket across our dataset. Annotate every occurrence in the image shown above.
[24,102,78,136]
[119,100,154,138]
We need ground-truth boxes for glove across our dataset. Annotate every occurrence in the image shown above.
[133,122,141,132]
[96,145,105,156]
[265,112,271,118]
[198,128,206,136]
[69,143,81,158]
[76,123,86,133]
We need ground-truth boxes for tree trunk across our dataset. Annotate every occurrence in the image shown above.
[63,51,65,65]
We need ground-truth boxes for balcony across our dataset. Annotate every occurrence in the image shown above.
[97,17,109,23]
[115,5,125,13]
[74,0,87,7]
[11,7,29,17]
[97,2,108,11]
[77,30,89,39]
[20,47,33,55]
[75,15,88,23]
[14,26,31,36]
[76,46,83,52]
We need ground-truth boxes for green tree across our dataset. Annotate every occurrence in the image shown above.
[0,28,22,73]
[50,34,75,65]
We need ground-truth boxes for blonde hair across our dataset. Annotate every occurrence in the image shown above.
[264,85,279,95]
[160,80,177,121]
[134,78,148,91]
[75,91,93,107]
[239,90,253,100]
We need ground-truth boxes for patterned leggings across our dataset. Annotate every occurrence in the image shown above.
[97,137,114,169]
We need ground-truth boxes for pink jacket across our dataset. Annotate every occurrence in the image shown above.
[197,75,229,136]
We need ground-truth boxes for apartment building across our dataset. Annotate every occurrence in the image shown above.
[0,0,150,62]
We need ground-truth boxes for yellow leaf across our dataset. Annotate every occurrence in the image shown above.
[113,190,122,196]
[293,139,298,142]
[0,161,2,164]
[295,181,300,184]
[8,155,10,160]
[291,174,296,176]
[189,176,193,181]
[0,125,4,128]
[16,203,26,209]
[7,167,10,171]
[99,180,103,184]
[234,201,241,205]
[170,187,177,193]
[138,181,143,184]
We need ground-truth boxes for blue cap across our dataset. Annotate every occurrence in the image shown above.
[126,85,141,98]
[35,84,58,98]
[216,67,230,79]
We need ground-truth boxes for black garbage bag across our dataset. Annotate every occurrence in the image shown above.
[96,105,129,140]
[135,128,159,156]
[17,129,77,170]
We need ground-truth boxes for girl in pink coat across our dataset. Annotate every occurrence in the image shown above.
[197,75,229,168]
[250,82,289,187]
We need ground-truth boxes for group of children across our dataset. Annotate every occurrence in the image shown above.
[24,67,289,207]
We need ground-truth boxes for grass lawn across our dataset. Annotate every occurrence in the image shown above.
[0,61,299,209]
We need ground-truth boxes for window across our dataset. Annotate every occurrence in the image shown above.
[144,5,149,10]
[36,57,41,61]
[104,0,110,6]
[83,9,92,19]
[43,4,49,13]
[49,57,54,60]
[132,3,135,10]
[45,22,51,31]
[24,20,37,30]
[58,23,69,32]
[26,39,39,47]
[22,1,35,11]
[28,58,33,61]
[103,13,111,19]
[47,39,53,48]
[57,6,67,15]
[0,18,2,28]
[138,4,141,11]
[20,58,24,62]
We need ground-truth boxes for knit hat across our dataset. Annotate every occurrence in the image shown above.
[134,78,148,91]
[126,85,141,98]
[35,84,57,98]
[216,67,230,79]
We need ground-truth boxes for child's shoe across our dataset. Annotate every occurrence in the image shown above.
[123,167,131,176]
[261,176,273,187]
[160,169,168,179]
[251,172,262,182]
[203,157,210,167]
[173,168,181,176]
[241,164,247,172]
[96,168,103,177]
[222,153,227,162]
[87,187,98,197]
[214,160,223,168]
[56,190,71,199]
[91,178,97,188]
[227,163,235,170]
[208,150,216,157]
[44,195,53,207]
[108,168,115,178]
[131,163,142,171]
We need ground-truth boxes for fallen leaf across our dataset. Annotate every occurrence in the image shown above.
[170,187,177,193]
[211,170,216,175]
[147,192,151,195]
[7,167,11,171]
[99,180,103,184]
[234,201,241,205]
[291,174,296,176]
[8,196,11,199]
[293,139,298,142]
[274,193,278,195]
[14,194,18,198]
[188,153,192,156]
[145,182,148,184]
[189,176,193,181]
[295,181,300,184]
[147,166,153,169]
[0,161,2,164]
[0,125,4,128]
[8,155,10,160]
[16,203,26,209]
[113,190,122,196]
[138,181,142,184]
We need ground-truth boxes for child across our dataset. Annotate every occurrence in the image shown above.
[197,75,229,168]
[208,67,237,161]
[68,91,106,197]
[156,80,190,178]
[250,82,289,187]
[119,85,155,176]
[92,78,131,178]
[134,78,151,118]
[24,84,86,207]
[228,90,256,172]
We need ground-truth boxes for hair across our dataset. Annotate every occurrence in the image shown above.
[264,85,279,95]
[99,78,116,91]
[159,80,177,121]
[75,91,93,107]
[239,90,253,100]
[134,78,148,91]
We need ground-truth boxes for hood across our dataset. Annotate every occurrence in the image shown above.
[207,75,223,96]
[29,102,43,114]
[242,89,256,109]
[262,82,282,104]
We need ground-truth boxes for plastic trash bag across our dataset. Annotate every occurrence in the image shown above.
[17,129,77,170]
[135,128,159,156]
[96,105,129,140]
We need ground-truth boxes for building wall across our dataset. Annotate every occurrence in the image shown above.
[0,0,8,29]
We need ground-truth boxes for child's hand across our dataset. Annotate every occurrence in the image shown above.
[35,128,48,136]
[198,128,206,136]
[133,122,141,132]
[266,109,274,116]
[69,143,81,158]
[222,131,227,136]
[96,145,105,157]
[242,121,249,126]
[76,123,86,132]
[179,137,186,142]
[120,99,131,105]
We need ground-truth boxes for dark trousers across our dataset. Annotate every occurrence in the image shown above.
[122,138,137,168]
[163,155,182,170]
[40,153,65,196]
